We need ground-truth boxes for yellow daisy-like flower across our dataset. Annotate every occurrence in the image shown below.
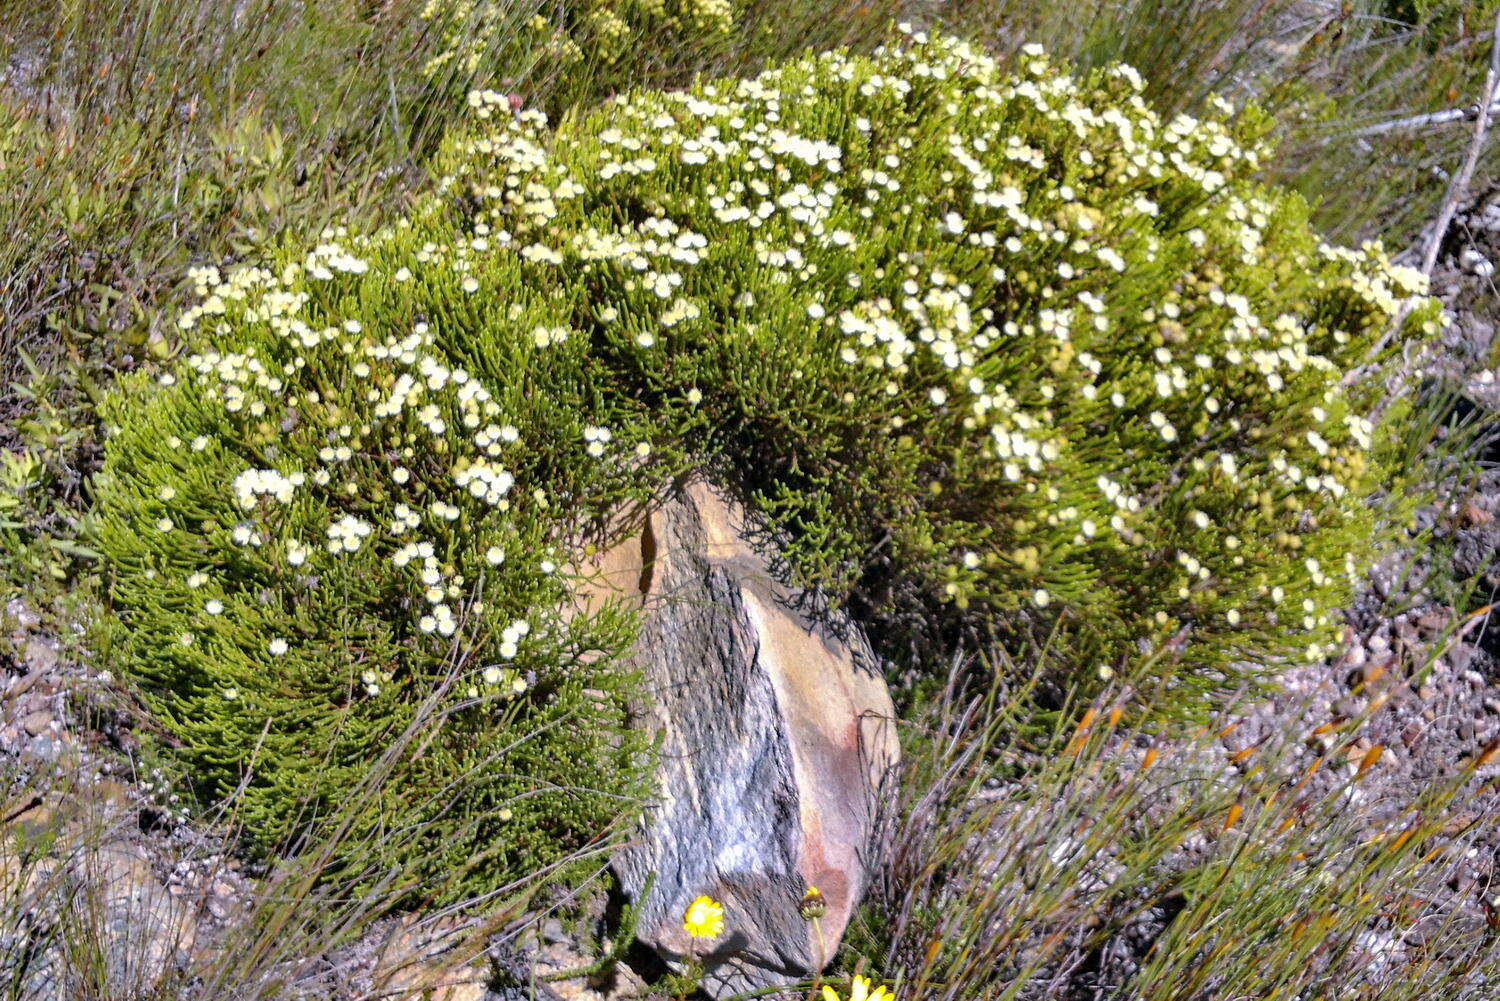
[683,895,725,939]
[821,976,894,1001]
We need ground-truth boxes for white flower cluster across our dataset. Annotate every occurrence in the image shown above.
[583,426,614,457]
[327,515,373,555]
[306,232,370,280]
[162,252,569,681]
[232,468,302,508]
[455,459,516,505]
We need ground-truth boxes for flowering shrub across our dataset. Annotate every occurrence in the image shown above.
[94,253,655,900]
[428,28,1440,682]
[94,27,1440,893]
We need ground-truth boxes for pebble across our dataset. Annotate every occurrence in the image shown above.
[19,711,54,736]
[1333,697,1363,719]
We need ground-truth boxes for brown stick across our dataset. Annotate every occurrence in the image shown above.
[1346,10,1500,386]
[1419,9,1500,281]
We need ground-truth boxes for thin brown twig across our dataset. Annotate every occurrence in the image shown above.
[1419,9,1500,280]
[1347,10,1500,385]
[1347,96,1500,139]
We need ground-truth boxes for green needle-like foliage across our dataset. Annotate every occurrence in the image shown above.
[93,27,1442,897]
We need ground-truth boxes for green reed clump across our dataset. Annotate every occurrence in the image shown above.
[847,658,1498,1001]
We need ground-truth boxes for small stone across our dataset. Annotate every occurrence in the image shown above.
[5,796,52,832]
[370,916,490,1001]
[4,672,37,697]
[21,638,58,675]
[1416,612,1448,637]
[27,735,64,761]
[19,711,54,737]
[77,844,196,981]
[531,939,649,1001]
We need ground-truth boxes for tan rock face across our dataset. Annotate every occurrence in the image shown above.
[0,834,198,999]
[368,915,491,1001]
[531,935,651,1001]
[574,480,898,997]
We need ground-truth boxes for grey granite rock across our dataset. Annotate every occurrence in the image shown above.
[573,480,898,998]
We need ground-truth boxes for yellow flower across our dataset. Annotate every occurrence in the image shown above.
[683,895,724,939]
[821,976,894,1001]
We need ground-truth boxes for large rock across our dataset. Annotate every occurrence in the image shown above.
[573,480,898,997]
[0,834,196,1001]
[367,915,491,1001]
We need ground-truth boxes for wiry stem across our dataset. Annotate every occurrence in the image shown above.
[1346,97,1500,139]
[1418,9,1500,279]
[1346,9,1500,384]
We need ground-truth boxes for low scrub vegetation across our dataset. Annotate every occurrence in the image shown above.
[1,1,1497,999]
[93,25,1439,903]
